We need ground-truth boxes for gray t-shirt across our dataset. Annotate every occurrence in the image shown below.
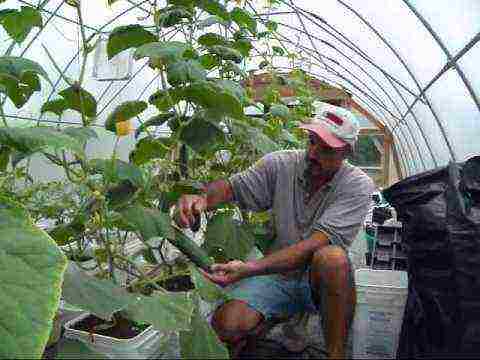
[229,150,376,253]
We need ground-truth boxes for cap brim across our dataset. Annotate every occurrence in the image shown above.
[299,123,348,149]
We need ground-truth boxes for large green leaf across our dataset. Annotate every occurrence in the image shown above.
[148,89,181,111]
[134,41,190,66]
[190,265,230,303]
[178,80,244,118]
[135,113,174,138]
[130,136,171,166]
[197,15,229,29]
[167,59,206,86]
[59,85,97,118]
[121,205,173,241]
[231,38,252,57]
[179,296,229,359]
[214,79,248,105]
[196,0,230,21]
[208,45,243,63]
[125,292,194,332]
[199,53,220,70]
[88,159,144,187]
[232,121,280,155]
[198,32,227,47]
[0,198,67,358]
[270,103,290,118]
[62,262,131,320]
[62,127,98,146]
[107,24,157,60]
[180,115,224,153]
[105,100,148,133]
[41,98,69,116]
[0,6,42,43]
[0,56,49,108]
[154,5,192,28]
[231,7,257,34]
[204,212,255,261]
[0,126,83,155]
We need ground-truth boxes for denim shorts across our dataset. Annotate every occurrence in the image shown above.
[219,257,355,322]
[224,270,319,320]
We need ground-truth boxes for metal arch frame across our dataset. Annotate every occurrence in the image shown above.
[402,0,480,113]
[292,4,422,101]
[392,32,480,130]
[330,0,455,167]
[257,10,432,170]
[293,5,437,169]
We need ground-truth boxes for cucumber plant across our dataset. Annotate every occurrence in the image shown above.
[0,0,319,358]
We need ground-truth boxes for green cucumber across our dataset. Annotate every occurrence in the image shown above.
[167,229,214,272]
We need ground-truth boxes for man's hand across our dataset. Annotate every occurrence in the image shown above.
[201,260,252,287]
[177,194,207,228]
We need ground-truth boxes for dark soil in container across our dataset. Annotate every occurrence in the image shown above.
[157,274,194,292]
[72,313,149,339]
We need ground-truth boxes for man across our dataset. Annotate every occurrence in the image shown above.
[177,103,376,358]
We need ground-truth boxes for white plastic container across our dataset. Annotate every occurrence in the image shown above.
[64,313,166,359]
[352,269,408,359]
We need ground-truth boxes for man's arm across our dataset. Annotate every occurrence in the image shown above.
[177,179,233,228]
[204,231,330,287]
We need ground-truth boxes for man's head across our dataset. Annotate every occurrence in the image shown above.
[299,102,360,177]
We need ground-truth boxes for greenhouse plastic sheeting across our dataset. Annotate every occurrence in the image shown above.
[383,156,480,358]
[0,0,479,179]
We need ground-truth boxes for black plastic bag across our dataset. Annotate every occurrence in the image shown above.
[383,156,480,359]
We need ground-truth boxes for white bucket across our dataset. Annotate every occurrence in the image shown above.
[64,313,167,359]
[352,269,408,359]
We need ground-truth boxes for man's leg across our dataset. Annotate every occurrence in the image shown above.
[211,300,266,358]
[309,245,356,359]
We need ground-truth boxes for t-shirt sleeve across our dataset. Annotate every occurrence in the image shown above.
[228,152,279,212]
[313,174,376,249]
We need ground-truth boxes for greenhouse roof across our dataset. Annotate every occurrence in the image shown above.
[1,0,479,178]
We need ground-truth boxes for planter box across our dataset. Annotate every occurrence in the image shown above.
[64,313,166,359]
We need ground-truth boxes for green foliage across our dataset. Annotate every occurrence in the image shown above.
[231,7,257,34]
[270,103,290,119]
[155,6,193,27]
[179,296,229,359]
[62,263,131,320]
[0,126,83,156]
[105,100,148,133]
[135,113,175,138]
[89,159,144,187]
[180,115,224,153]
[167,59,206,85]
[59,85,97,118]
[41,98,69,116]
[196,0,230,21]
[134,41,190,66]
[130,136,171,166]
[0,6,42,43]
[0,56,49,108]
[107,25,157,59]
[0,198,67,358]
[198,32,227,47]
[204,211,255,261]
[125,292,195,331]
[208,45,243,63]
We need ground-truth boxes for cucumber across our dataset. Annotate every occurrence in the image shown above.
[167,229,214,273]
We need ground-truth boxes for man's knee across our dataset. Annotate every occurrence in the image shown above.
[311,245,350,284]
[211,300,263,344]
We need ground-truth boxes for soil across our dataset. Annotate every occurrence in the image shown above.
[157,274,194,292]
[72,313,149,339]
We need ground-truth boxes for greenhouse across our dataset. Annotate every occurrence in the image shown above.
[0,0,479,358]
